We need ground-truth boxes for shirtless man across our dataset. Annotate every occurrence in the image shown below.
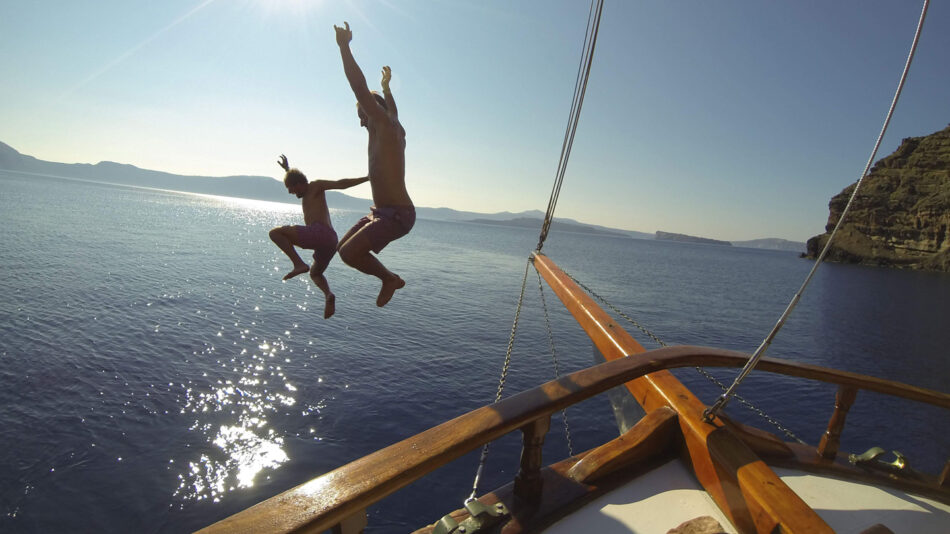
[334,21,415,307]
[269,154,368,319]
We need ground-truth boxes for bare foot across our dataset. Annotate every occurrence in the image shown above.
[324,293,336,319]
[376,275,405,307]
[283,264,310,280]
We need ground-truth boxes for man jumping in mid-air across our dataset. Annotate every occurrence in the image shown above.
[269,154,368,319]
[334,21,415,307]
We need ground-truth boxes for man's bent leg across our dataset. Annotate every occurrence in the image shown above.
[336,223,363,252]
[269,226,310,280]
[337,230,404,307]
[310,266,336,319]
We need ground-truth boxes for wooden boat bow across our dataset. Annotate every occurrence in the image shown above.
[198,253,949,534]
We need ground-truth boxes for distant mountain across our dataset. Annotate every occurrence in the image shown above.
[732,238,806,253]
[0,141,792,246]
[0,141,573,224]
[467,217,630,237]
[578,223,653,240]
[655,231,732,246]
[0,140,302,203]
[417,207,547,222]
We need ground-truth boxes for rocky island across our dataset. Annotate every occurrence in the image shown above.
[805,124,950,271]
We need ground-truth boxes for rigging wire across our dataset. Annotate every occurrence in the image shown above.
[537,0,605,252]
[466,259,531,503]
[467,0,606,505]
[703,0,932,422]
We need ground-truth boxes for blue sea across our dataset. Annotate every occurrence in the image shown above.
[1,170,948,533]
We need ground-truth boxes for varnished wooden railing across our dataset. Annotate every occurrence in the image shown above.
[198,253,949,534]
[197,345,949,534]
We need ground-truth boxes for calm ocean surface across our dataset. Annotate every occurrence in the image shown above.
[1,170,948,533]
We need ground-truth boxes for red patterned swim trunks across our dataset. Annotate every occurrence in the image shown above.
[349,205,415,253]
[294,222,338,272]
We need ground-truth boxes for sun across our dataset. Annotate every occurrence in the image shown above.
[252,0,326,18]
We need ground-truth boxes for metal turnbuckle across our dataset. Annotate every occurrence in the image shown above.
[432,499,509,534]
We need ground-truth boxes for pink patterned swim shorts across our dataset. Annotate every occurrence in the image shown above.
[294,222,338,272]
[349,205,415,253]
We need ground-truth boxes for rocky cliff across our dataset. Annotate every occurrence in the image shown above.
[805,124,950,271]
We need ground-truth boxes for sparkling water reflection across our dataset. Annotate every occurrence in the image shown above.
[174,327,301,501]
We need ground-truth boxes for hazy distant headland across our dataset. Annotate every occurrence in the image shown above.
[0,141,805,251]
[467,217,638,238]
[655,231,731,246]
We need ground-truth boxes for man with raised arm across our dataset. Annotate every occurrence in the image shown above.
[269,154,368,319]
[333,21,415,308]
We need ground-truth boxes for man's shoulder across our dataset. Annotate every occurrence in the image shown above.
[307,181,332,192]
[371,113,402,128]
[371,117,405,139]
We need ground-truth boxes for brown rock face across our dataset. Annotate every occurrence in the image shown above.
[805,124,950,271]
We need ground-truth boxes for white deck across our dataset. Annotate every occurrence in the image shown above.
[544,459,736,533]
[774,467,950,534]
[543,460,950,534]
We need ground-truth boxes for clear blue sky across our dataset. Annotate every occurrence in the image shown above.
[1,1,947,242]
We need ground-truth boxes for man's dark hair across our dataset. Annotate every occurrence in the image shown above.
[283,169,307,187]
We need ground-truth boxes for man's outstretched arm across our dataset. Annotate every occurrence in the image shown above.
[381,66,398,118]
[334,22,383,119]
[315,176,369,191]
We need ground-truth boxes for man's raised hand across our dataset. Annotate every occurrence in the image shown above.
[381,66,392,92]
[334,21,352,47]
[277,154,290,172]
